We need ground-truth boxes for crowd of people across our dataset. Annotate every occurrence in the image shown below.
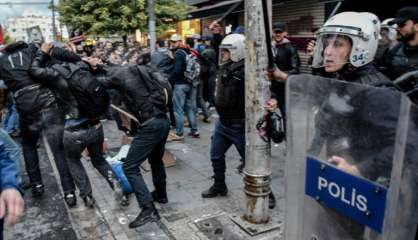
[0,4,416,239]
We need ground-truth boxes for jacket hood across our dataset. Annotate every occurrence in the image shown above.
[4,41,29,53]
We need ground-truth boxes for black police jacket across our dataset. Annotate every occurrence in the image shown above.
[215,60,245,120]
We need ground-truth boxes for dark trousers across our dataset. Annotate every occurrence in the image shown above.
[20,107,75,194]
[122,116,170,207]
[63,124,114,198]
[210,120,245,184]
[197,82,209,119]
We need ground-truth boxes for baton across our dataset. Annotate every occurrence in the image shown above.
[111,104,140,124]
[216,0,243,22]
[261,0,276,70]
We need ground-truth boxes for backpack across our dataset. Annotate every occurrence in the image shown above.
[135,65,173,114]
[179,49,201,86]
[53,62,110,119]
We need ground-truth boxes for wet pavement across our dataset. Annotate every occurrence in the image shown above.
[5,115,284,240]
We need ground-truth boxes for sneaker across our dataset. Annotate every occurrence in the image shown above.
[188,131,200,138]
[64,192,77,208]
[31,184,44,198]
[120,194,130,206]
[167,132,184,142]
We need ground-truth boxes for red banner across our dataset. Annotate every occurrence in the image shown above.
[0,24,4,44]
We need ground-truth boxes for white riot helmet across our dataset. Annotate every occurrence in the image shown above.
[219,33,245,63]
[381,18,398,41]
[312,11,381,69]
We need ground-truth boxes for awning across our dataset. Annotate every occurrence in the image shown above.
[187,0,244,19]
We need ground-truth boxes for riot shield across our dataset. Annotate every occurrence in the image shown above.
[284,74,418,240]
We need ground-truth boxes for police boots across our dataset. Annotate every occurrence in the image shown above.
[201,178,228,198]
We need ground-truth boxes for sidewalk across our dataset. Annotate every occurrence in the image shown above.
[6,116,285,240]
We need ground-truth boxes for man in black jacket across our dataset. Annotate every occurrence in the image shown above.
[29,43,121,208]
[383,7,418,80]
[0,41,77,206]
[268,21,300,122]
[89,60,170,229]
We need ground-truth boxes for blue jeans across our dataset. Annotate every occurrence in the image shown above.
[210,120,245,183]
[173,84,198,135]
[122,116,170,207]
[3,102,19,134]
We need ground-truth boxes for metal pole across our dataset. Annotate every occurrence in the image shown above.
[328,1,342,20]
[243,0,272,224]
[147,0,156,52]
[51,0,56,41]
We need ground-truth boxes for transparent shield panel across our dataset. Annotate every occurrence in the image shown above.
[284,74,418,240]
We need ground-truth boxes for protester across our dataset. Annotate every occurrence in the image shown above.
[169,34,200,140]
[87,56,171,228]
[0,41,78,206]
[30,43,124,208]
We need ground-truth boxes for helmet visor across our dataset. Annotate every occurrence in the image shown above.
[219,48,232,65]
[312,34,353,72]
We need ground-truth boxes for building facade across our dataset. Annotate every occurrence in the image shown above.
[6,10,67,43]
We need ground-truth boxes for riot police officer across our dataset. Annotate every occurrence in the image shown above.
[201,34,246,199]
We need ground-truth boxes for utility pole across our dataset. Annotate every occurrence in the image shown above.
[51,0,56,41]
[147,0,156,52]
[243,0,272,224]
